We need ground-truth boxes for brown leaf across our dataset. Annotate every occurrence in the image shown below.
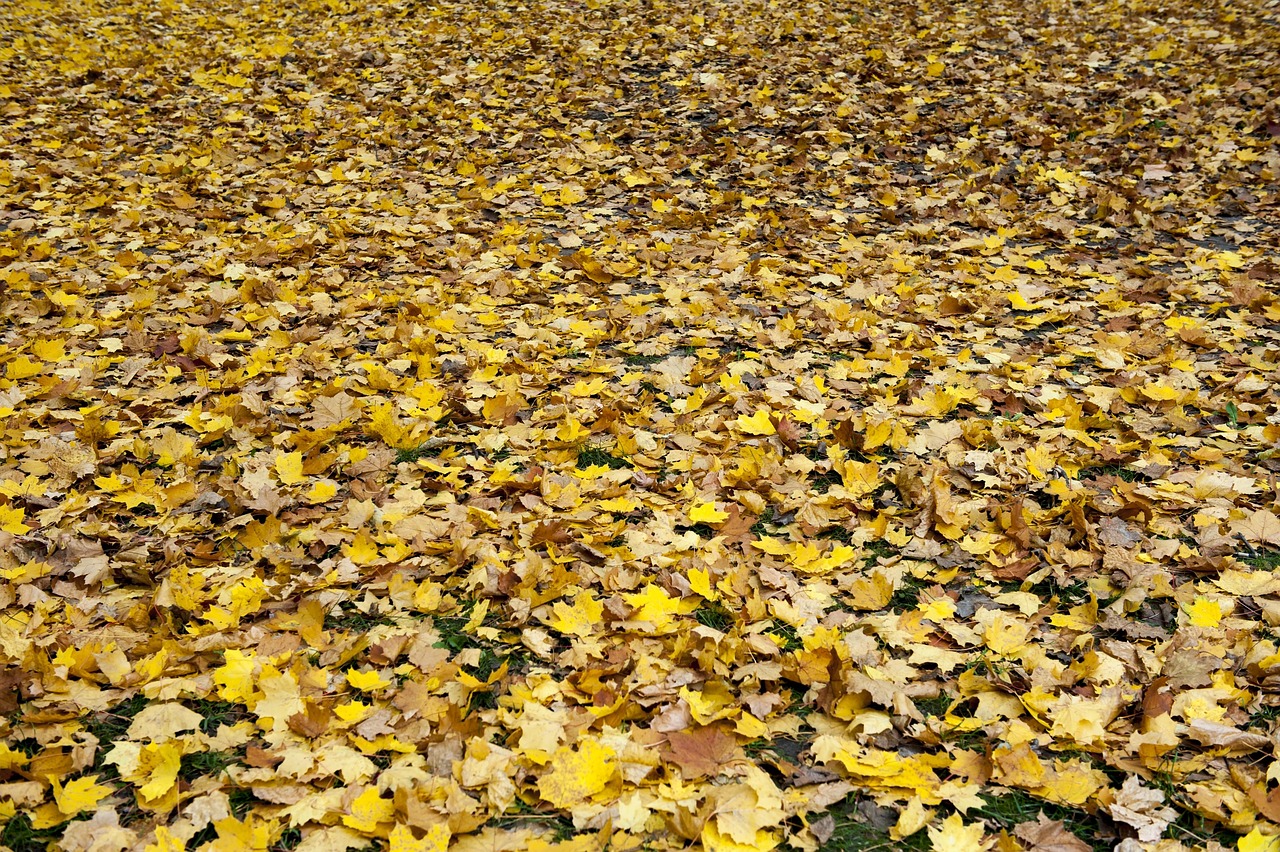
[1231,509,1280,546]
[287,701,332,738]
[1140,677,1173,719]
[663,726,740,779]
[1013,813,1092,852]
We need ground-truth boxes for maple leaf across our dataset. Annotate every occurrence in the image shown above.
[1106,777,1177,842]
[1231,508,1280,546]
[735,409,777,436]
[664,726,739,778]
[388,824,450,852]
[343,787,396,833]
[537,739,616,808]
[689,501,730,524]
[927,814,992,852]
[51,775,114,817]
[1013,814,1091,852]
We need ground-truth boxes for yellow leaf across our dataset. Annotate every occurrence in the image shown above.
[862,418,894,451]
[47,289,80,307]
[214,649,257,704]
[623,584,699,632]
[1024,445,1055,479]
[145,825,185,852]
[275,452,307,485]
[736,409,776,436]
[208,816,273,851]
[1239,828,1280,852]
[51,774,114,817]
[702,821,779,852]
[548,591,603,637]
[839,460,880,496]
[31,339,66,362]
[688,567,719,601]
[538,739,616,808]
[137,742,183,802]
[346,669,391,691]
[306,480,339,503]
[926,813,991,852]
[0,505,30,535]
[5,356,41,379]
[846,570,895,610]
[689,501,729,524]
[1184,596,1226,628]
[1140,382,1181,401]
[344,530,381,565]
[389,824,450,852]
[926,60,945,77]
[343,786,395,833]
[892,797,934,839]
[1147,41,1173,60]
[1008,291,1036,310]
[153,428,195,467]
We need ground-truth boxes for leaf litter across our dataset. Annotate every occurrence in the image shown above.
[0,0,1279,849]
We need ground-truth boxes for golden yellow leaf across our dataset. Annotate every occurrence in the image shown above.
[346,669,391,691]
[1184,596,1227,628]
[51,775,114,817]
[388,824,450,852]
[538,739,616,808]
[735,409,776,436]
[689,501,729,524]
[0,505,29,535]
[926,813,991,852]
[275,451,307,485]
[343,786,395,833]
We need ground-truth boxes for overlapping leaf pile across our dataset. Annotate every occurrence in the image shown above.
[1,0,1279,849]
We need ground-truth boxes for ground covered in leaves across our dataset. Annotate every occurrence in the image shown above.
[1,0,1279,849]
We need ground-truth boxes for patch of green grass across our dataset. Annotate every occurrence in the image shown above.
[1247,702,1280,730]
[84,693,149,744]
[0,813,81,852]
[769,619,804,652]
[1240,548,1280,570]
[491,798,575,840]
[806,796,933,852]
[975,790,1110,851]
[8,738,41,758]
[430,604,525,715]
[623,353,664,366]
[188,699,248,736]
[809,468,843,493]
[324,603,400,633]
[913,694,951,718]
[1165,808,1239,847]
[694,601,734,631]
[180,749,240,781]
[228,787,260,818]
[1014,577,1091,607]
[863,539,896,565]
[271,826,303,852]
[1080,463,1137,482]
[817,525,854,544]
[577,445,631,470]
[394,443,440,464]
[750,506,776,537]
[432,606,477,654]
[889,574,928,612]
